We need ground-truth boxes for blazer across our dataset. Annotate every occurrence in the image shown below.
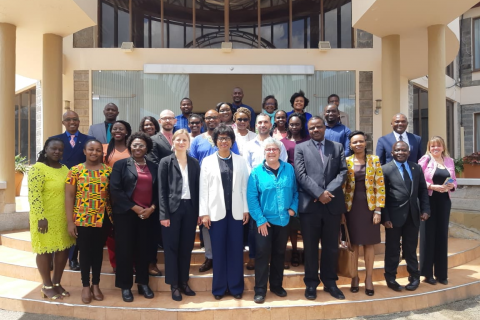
[418,155,457,197]
[50,132,95,169]
[110,157,159,215]
[343,154,385,212]
[381,160,430,228]
[294,139,347,215]
[199,153,249,221]
[146,132,173,165]
[88,122,108,144]
[376,132,423,165]
[158,154,200,220]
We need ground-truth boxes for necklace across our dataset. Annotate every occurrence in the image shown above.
[133,158,147,172]
[205,133,215,147]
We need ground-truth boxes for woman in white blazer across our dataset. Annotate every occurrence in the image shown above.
[200,124,249,300]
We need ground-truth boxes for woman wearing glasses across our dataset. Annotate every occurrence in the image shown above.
[199,124,250,300]
[110,132,158,302]
[216,102,237,128]
[233,107,257,156]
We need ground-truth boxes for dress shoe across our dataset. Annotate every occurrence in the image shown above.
[180,282,196,296]
[90,285,104,301]
[254,294,265,304]
[171,286,182,301]
[69,260,80,271]
[214,294,224,300]
[233,293,242,299]
[122,289,134,302]
[270,287,287,297]
[423,277,437,285]
[305,287,317,300]
[138,284,154,299]
[365,289,375,296]
[199,258,213,272]
[81,287,92,304]
[324,286,345,300]
[386,280,404,292]
[437,278,448,285]
[405,278,420,291]
[350,277,360,293]
[246,258,255,270]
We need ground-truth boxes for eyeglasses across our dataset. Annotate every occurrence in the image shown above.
[64,118,79,122]
[131,144,147,149]
[205,116,218,121]
[236,118,249,122]
[161,117,175,122]
[189,121,201,125]
[265,148,280,153]
[218,137,232,142]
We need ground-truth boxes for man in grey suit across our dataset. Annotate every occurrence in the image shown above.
[147,109,176,164]
[88,103,119,144]
[294,116,347,300]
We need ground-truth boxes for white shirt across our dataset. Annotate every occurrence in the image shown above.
[180,164,191,200]
[243,136,288,173]
[234,130,257,156]
[393,131,410,150]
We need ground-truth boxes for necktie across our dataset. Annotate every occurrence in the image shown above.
[399,134,403,141]
[70,134,75,148]
[401,163,412,194]
[106,123,112,143]
[317,142,324,164]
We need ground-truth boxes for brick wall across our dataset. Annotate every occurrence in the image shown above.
[460,18,480,87]
[356,29,373,49]
[359,71,373,151]
[73,70,90,133]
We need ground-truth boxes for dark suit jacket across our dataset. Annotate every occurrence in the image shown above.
[376,132,423,165]
[88,122,108,144]
[158,154,200,220]
[294,139,347,214]
[110,157,159,215]
[50,132,95,169]
[381,160,430,228]
[146,132,173,165]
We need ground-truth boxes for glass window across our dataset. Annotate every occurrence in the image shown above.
[474,17,480,70]
[340,2,352,48]
[169,22,185,48]
[29,89,37,164]
[144,18,149,48]
[475,113,480,152]
[412,86,429,152]
[446,100,455,155]
[20,92,29,161]
[15,97,19,156]
[324,7,337,48]
[151,19,163,48]
[101,2,115,48]
[118,9,130,45]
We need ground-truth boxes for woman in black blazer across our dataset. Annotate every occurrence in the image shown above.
[159,129,200,301]
[110,132,158,302]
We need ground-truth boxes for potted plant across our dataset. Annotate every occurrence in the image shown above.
[462,152,480,178]
[15,154,28,196]
[454,157,464,178]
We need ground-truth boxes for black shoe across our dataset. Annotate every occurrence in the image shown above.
[171,286,182,301]
[233,293,242,299]
[365,289,375,296]
[423,277,437,285]
[386,280,404,292]
[305,287,317,300]
[122,289,134,302]
[324,286,345,300]
[270,287,287,297]
[254,294,265,304]
[199,258,213,272]
[69,260,80,271]
[437,279,448,285]
[350,277,359,293]
[137,284,154,299]
[214,294,224,300]
[350,286,359,293]
[180,283,196,296]
[405,278,420,291]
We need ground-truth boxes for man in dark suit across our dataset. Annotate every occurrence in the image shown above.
[376,113,423,165]
[50,110,94,271]
[88,103,119,144]
[294,116,347,300]
[147,109,175,165]
[382,141,430,292]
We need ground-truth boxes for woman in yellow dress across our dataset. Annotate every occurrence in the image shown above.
[28,137,76,300]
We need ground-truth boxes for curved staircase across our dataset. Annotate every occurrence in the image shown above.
[1,228,480,319]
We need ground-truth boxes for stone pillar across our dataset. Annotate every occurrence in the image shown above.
[428,25,447,140]
[0,23,16,213]
[381,35,400,134]
[42,34,63,141]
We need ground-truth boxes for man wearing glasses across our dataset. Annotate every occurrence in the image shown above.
[147,109,176,165]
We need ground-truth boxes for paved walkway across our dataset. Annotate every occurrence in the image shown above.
[1,295,480,320]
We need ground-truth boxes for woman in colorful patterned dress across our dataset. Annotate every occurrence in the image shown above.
[343,130,385,296]
[65,139,113,304]
[28,137,76,300]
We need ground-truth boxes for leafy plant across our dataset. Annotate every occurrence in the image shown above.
[462,152,480,166]
[15,154,28,174]
[454,157,463,174]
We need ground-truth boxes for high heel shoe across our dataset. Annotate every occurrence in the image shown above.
[365,288,375,296]
[40,285,62,300]
[53,283,69,297]
[350,277,359,293]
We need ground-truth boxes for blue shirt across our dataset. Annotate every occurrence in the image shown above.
[189,134,240,166]
[65,131,79,143]
[234,103,256,129]
[325,122,352,157]
[393,160,413,181]
[173,114,205,133]
[286,111,312,134]
[247,160,299,228]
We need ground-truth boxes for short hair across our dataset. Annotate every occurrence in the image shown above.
[289,90,310,109]
[348,130,369,155]
[37,137,64,163]
[180,97,193,105]
[392,140,410,151]
[327,94,340,103]
[425,136,450,158]
[83,139,103,150]
[262,95,278,111]
[308,116,325,126]
[189,113,203,123]
[233,107,252,122]
[262,137,282,151]
[287,112,307,139]
[212,123,236,146]
[127,131,153,154]
[256,113,272,124]
[216,102,236,114]
[139,116,160,134]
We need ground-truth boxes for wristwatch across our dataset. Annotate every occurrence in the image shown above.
[374,210,382,215]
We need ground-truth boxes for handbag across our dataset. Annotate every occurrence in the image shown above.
[336,220,358,278]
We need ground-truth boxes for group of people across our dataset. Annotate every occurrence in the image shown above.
[28,87,456,305]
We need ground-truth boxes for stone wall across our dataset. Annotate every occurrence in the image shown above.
[460,18,480,87]
[461,103,480,155]
[73,71,90,133]
[359,71,373,151]
[73,27,96,48]
[451,180,480,237]
[407,81,414,133]
[35,80,43,156]
[356,29,373,48]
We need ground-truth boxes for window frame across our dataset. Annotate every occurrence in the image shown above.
[473,17,480,72]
